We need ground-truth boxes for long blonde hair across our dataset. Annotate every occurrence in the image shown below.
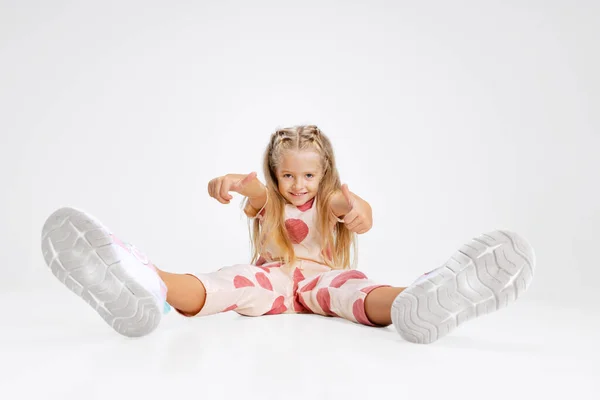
[244,125,357,270]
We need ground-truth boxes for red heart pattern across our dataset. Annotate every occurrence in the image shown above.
[255,272,273,291]
[264,296,287,315]
[285,218,309,244]
[233,275,255,288]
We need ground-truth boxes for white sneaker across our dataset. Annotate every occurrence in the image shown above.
[391,230,535,344]
[41,207,170,337]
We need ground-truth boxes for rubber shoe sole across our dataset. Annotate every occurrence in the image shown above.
[391,230,535,344]
[41,207,163,337]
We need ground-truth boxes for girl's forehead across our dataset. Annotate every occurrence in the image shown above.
[278,150,322,172]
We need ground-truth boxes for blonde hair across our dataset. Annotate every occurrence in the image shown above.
[244,125,357,270]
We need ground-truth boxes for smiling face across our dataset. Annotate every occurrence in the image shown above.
[275,150,323,205]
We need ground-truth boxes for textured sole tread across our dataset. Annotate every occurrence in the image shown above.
[41,207,161,337]
[392,230,535,344]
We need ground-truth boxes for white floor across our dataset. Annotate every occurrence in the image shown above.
[1,285,599,400]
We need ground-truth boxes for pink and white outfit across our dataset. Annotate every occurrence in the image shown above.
[176,195,390,326]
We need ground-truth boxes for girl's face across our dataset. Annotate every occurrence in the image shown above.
[275,150,323,205]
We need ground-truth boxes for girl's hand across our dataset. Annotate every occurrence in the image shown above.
[339,184,373,234]
[208,172,258,204]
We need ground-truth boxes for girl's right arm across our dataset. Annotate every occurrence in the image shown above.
[208,172,267,217]
[240,175,268,218]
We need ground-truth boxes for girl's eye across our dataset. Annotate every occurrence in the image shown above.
[282,174,314,178]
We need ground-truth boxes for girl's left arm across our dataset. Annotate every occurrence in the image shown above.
[329,186,373,234]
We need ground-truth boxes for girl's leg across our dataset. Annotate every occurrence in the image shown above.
[156,269,207,316]
[295,270,393,327]
[364,286,406,326]
[303,230,535,344]
[165,263,293,318]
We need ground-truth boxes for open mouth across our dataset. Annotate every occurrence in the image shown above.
[291,192,307,197]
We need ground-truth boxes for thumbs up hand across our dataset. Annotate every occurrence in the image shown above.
[208,172,262,204]
[335,184,373,234]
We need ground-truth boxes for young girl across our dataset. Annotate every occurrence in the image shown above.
[40,125,535,344]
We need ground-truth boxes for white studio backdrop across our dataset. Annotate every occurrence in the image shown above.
[0,0,598,312]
